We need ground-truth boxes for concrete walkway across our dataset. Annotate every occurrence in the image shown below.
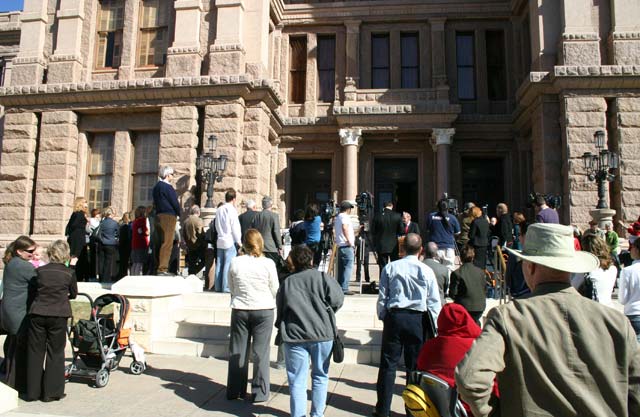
[2,354,408,417]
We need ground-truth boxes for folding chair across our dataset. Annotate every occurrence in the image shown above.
[410,371,468,417]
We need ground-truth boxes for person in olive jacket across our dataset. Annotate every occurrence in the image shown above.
[26,240,78,402]
[1,235,38,392]
[449,244,489,326]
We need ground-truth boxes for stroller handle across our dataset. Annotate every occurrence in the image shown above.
[75,292,94,306]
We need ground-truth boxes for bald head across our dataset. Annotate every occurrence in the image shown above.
[404,233,422,256]
[427,242,439,258]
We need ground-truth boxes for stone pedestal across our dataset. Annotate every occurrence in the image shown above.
[339,128,362,202]
[610,0,640,65]
[589,208,616,228]
[559,0,600,66]
[209,44,245,75]
[210,0,245,75]
[201,207,216,229]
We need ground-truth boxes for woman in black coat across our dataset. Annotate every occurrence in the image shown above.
[65,197,89,281]
[1,235,38,392]
[468,206,490,269]
[26,240,78,402]
[98,207,119,282]
[449,245,488,326]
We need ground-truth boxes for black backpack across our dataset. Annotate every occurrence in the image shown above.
[580,274,599,302]
[71,319,101,353]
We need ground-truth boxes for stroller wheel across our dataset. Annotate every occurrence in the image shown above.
[130,360,145,375]
[95,369,110,388]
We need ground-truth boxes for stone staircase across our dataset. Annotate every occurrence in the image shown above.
[149,292,384,364]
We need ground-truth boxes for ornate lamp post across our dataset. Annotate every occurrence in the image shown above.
[196,135,228,208]
[581,130,619,209]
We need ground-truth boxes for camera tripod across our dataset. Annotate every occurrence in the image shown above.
[355,224,378,294]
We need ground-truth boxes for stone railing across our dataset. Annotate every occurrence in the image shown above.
[345,87,439,104]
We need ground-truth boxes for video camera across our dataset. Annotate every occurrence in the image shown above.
[320,200,338,224]
[443,193,459,216]
[355,192,373,216]
[527,192,562,210]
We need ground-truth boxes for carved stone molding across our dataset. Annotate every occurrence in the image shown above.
[432,128,455,146]
[167,46,203,56]
[612,32,640,40]
[49,54,83,63]
[555,65,640,77]
[13,56,47,66]
[562,33,599,41]
[209,44,245,53]
[339,127,362,147]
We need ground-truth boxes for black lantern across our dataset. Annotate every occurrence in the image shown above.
[196,135,228,208]
[581,130,619,209]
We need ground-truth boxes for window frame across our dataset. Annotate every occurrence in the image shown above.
[289,35,308,104]
[371,33,390,89]
[455,31,476,101]
[316,34,336,103]
[400,32,420,89]
[94,0,125,70]
[86,133,115,212]
[136,0,169,68]
[485,30,507,101]
[131,131,160,210]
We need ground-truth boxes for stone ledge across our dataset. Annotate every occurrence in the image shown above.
[12,56,47,66]
[49,54,83,63]
[167,46,203,55]
[333,102,460,115]
[562,32,599,41]
[209,44,244,53]
[554,65,640,77]
[613,32,640,40]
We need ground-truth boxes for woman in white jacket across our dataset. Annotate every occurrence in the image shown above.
[571,234,617,307]
[620,237,640,342]
[226,229,279,402]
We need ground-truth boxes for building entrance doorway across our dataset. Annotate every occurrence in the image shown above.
[373,158,418,219]
[461,158,504,217]
[290,159,332,217]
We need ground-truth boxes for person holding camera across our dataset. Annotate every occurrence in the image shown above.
[534,195,559,224]
[425,199,461,269]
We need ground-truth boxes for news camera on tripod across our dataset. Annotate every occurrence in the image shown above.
[318,200,338,269]
[355,192,377,289]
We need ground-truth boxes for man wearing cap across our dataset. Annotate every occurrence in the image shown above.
[455,223,640,417]
[251,196,283,268]
[334,201,356,295]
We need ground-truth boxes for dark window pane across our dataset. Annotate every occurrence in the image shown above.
[317,36,335,102]
[371,34,389,68]
[457,67,475,100]
[486,30,507,100]
[456,34,474,66]
[105,31,115,67]
[401,68,419,88]
[401,33,418,67]
[372,69,390,88]
[289,37,307,104]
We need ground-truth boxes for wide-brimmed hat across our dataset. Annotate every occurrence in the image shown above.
[505,223,599,273]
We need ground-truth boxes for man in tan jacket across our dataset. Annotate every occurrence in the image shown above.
[182,205,205,275]
[455,223,640,417]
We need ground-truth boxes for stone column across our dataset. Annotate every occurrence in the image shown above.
[160,106,200,212]
[0,112,39,234]
[11,0,48,85]
[117,0,140,79]
[241,104,271,200]
[111,131,133,217]
[269,138,280,208]
[166,0,203,78]
[429,17,447,90]
[528,0,561,71]
[344,20,360,86]
[559,0,600,65]
[432,128,455,200]
[204,100,245,203]
[561,96,607,225]
[209,0,245,75]
[616,97,640,225]
[530,96,562,195]
[304,33,317,117]
[243,0,270,78]
[271,25,283,92]
[610,0,640,65]
[33,111,79,235]
[339,128,362,202]
[47,0,85,83]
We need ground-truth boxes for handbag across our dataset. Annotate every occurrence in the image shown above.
[321,272,344,363]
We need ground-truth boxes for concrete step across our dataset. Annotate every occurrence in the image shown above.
[181,291,379,310]
[149,337,381,365]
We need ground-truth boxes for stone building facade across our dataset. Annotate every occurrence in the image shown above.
[0,0,639,249]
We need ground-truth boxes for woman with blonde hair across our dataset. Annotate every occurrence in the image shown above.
[65,197,89,280]
[26,240,77,401]
[572,234,617,307]
[226,229,279,402]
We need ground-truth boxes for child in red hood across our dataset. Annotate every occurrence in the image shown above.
[417,303,498,415]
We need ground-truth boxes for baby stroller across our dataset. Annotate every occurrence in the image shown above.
[66,293,146,388]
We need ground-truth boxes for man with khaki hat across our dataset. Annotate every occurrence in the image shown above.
[455,223,640,417]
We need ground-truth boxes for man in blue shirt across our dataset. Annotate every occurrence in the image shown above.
[373,233,442,417]
[425,199,461,269]
[152,165,181,276]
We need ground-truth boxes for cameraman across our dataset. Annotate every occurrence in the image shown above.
[371,201,403,272]
[534,195,559,224]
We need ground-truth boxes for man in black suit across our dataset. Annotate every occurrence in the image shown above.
[238,199,258,239]
[371,201,403,273]
[251,196,283,268]
[422,242,450,305]
[400,212,420,236]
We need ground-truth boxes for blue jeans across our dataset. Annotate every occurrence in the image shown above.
[337,246,354,293]
[627,315,640,343]
[283,341,333,417]
[215,245,236,292]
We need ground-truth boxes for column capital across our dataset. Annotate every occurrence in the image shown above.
[345,20,361,33]
[339,128,362,147]
[432,128,455,146]
[428,17,446,31]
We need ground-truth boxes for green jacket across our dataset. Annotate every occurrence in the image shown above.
[455,282,640,417]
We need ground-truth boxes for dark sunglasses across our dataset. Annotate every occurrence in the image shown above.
[24,248,37,254]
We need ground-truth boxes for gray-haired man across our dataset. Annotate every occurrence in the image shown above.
[152,166,180,276]
[251,196,283,268]
[238,199,258,239]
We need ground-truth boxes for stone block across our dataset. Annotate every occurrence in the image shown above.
[166,53,202,78]
[160,148,196,164]
[214,131,242,148]
[0,152,35,167]
[619,112,640,128]
[3,125,38,140]
[161,106,198,121]
[33,220,66,235]
[617,97,640,112]
[0,166,35,181]
[37,151,76,167]
[244,106,268,122]
[566,127,603,144]
[34,205,68,220]
[0,180,29,194]
[160,119,198,135]
[208,50,245,76]
[242,150,260,165]
[46,60,83,84]
[35,191,74,208]
[243,135,263,151]
[564,97,607,112]
[561,41,600,66]
[565,111,605,128]
[4,112,37,126]
[619,128,640,144]
[41,111,77,125]
[204,118,242,134]
[613,39,640,65]
[243,121,266,137]
[40,124,78,140]
[205,102,244,119]
[160,133,198,148]
[241,178,259,194]
[240,165,259,179]
[0,206,29,220]
[10,62,45,86]
[39,137,78,152]
[2,139,35,153]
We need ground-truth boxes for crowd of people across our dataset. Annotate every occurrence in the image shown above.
[3,163,640,416]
